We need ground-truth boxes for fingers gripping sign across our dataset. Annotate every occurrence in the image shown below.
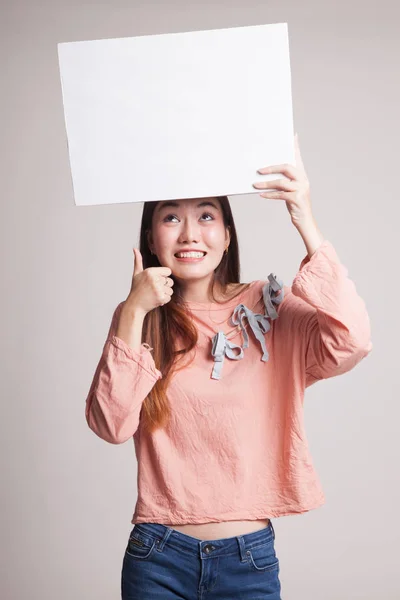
[252,132,314,229]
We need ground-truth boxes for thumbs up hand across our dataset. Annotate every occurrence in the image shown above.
[125,248,174,316]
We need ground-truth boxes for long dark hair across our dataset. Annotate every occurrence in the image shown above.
[138,196,251,434]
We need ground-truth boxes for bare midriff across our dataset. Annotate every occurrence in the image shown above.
[166,519,271,541]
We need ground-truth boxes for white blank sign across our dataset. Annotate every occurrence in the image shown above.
[57,22,295,207]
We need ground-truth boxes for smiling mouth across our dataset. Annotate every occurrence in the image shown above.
[174,252,207,257]
[174,252,207,260]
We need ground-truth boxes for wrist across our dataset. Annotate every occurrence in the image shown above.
[121,302,147,322]
[294,216,325,259]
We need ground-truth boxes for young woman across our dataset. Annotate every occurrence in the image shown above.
[85,136,372,599]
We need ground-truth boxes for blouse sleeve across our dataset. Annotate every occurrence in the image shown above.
[85,302,162,444]
[283,239,373,388]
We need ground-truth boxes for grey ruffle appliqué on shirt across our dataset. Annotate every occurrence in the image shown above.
[210,274,285,380]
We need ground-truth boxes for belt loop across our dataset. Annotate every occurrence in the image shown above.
[236,535,249,562]
[156,525,173,552]
[269,519,275,540]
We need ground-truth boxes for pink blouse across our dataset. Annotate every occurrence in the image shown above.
[85,239,372,524]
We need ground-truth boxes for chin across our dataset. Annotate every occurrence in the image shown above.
[174,271,213,280]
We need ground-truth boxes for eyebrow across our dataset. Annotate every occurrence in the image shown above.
[157,200,220,212]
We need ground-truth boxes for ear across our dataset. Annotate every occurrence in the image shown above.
[146,229,153,253]
[226,225,231,246]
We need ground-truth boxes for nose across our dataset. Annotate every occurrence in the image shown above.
[178,217,200,245]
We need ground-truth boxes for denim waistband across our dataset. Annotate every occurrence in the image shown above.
[129,520,275,558]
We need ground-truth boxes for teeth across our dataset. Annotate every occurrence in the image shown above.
[176,252,205,258]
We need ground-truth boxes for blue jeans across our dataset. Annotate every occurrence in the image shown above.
[121,520,282,599]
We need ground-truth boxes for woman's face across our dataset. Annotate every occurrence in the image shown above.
[148,197,230,282]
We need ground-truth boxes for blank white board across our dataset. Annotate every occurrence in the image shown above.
[57,22,295,206]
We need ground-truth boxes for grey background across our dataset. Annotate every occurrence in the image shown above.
[1,1,398,598]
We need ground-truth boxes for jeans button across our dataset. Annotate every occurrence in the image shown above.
[204,544,215,554]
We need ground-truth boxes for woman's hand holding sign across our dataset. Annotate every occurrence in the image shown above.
[253,133,325,258]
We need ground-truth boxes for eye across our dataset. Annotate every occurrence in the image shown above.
[163,213,215,222]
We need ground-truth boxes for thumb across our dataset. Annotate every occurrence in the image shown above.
[294,132,307,175]
[133,247,144,276]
